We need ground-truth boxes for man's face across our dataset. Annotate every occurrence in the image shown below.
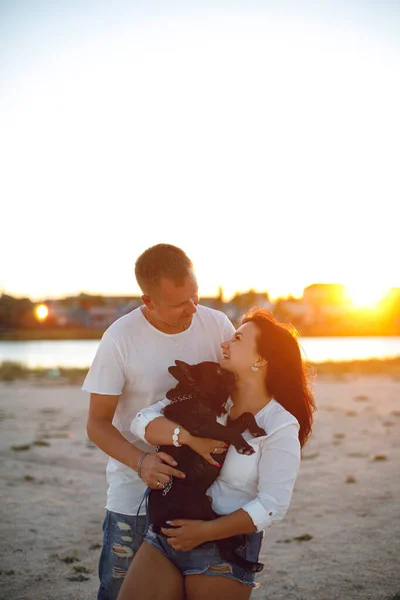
[146,271,199,329]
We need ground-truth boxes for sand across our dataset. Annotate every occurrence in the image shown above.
[0,375,399,600]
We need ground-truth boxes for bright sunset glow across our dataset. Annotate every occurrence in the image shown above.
[34,304,49,321]
[1,3,399,301]
[346,286,388,309]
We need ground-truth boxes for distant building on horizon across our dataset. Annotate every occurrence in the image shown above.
[303,283,350,306]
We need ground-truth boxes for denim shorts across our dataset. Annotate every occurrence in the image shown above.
[144,526,264,589]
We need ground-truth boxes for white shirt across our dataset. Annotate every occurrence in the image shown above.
[82,304,235,515]
[131,397,301,531]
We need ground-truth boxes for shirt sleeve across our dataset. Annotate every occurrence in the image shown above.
[130,398,171,442]
[81,329,126,395]
[241,423,301,532]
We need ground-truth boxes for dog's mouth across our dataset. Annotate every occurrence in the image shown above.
[166,387,188,401]
[166,374,235,403]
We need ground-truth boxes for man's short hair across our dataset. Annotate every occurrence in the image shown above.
[135,243,193,294]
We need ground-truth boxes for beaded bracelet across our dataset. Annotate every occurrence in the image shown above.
[172,426,182,447]
[137,451,149,479]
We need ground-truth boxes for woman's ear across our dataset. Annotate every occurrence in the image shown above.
[256,358,268,368]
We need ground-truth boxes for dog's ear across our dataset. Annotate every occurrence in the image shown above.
[168,361,194,383]
[168,365,182,381]
[173,360,196,383]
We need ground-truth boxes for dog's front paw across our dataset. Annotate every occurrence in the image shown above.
[236,442,255,455]
[249,426,266,438]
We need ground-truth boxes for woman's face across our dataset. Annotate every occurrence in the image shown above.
[220,322,261,374]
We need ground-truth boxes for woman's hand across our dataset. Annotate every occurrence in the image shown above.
[161,519,213,551]
[184,434,228,467]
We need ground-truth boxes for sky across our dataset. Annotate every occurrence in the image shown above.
[1,0,399,303]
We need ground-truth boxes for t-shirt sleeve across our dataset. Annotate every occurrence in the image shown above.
[241,423,301,532]
[130,398,171,441]
[81,329,126,395]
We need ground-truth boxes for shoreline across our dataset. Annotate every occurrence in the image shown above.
[0,328,106,341]
[1,329,400,341]
[0,357,399,384]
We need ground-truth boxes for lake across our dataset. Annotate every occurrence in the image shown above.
[1,337,400,369]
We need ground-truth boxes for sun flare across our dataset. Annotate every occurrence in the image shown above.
[346,286,387,308]
[34,304,49,321]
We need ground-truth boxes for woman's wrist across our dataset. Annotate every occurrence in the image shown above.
[177,427,192,447]
[200,520,217,543]
[201,509,257,542]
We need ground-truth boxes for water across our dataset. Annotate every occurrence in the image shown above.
[0,337,400,369]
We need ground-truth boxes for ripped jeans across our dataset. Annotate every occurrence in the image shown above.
[97,510,147,600]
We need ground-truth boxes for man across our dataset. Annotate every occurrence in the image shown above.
[83,243,235,600]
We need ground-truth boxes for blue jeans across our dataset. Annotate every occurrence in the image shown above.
[97,510,147,600]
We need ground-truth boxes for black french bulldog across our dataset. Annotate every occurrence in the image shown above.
[147,360,266,574]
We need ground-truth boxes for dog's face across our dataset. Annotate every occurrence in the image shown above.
[166,360,236,413]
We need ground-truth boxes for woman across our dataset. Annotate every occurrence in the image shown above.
[118,308,315,600]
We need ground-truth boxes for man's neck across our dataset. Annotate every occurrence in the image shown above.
[142,307,191,334]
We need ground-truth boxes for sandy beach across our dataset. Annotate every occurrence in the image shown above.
[1,374,399,600]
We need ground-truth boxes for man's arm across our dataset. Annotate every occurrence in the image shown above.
[86,393,186,488]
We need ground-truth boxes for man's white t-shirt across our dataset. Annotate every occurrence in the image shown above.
[82,304,235,516]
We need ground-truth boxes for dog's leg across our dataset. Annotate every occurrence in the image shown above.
[216,538,264,573]
[229,412,266,438]
[164,403,254,453]
[185,420,256,456]
[163,404,258,454]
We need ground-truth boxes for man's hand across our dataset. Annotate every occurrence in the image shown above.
[161,519,212,551]
[185,436,228,467]
[140,452,186,489]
